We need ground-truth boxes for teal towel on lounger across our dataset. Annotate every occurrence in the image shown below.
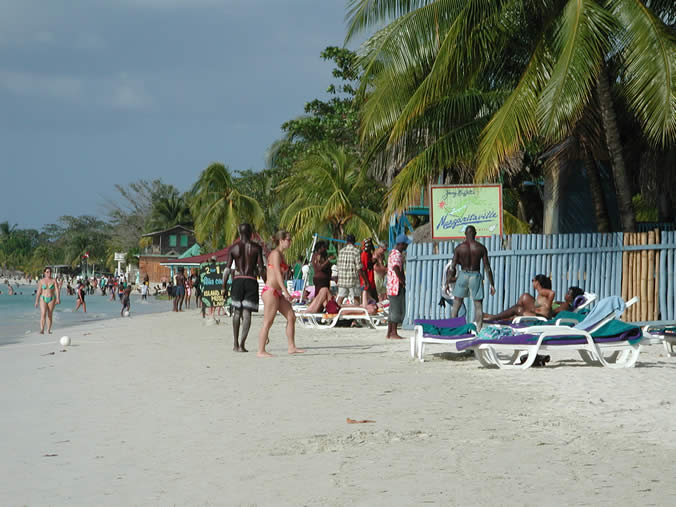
[421,323,477,336]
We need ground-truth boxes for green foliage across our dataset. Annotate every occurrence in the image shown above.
[346,0,675,222]
[146,193,193,232]
[278,145,385,258]
[632,193,659,221]
[190,163,265,249]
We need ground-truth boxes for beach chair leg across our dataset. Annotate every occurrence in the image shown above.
[410,334,416,359]
[418,342,426,362]
[490,346,538,369]
[664,337,676,358]
[475,348,497,368]
[595,344,641,368]
[579,350,601,366]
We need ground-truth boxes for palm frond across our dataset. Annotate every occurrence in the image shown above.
[610,0,676,146]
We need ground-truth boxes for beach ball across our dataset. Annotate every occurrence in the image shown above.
[123,311,130,317]
[60,336,71,347]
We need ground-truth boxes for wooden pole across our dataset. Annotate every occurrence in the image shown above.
[647,231,652,321]
[621,232,629,305]
[654,229,660,321]
[641,232,648,321]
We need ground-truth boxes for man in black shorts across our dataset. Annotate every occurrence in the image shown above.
[223,223,265,352]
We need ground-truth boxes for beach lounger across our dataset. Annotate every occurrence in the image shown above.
[641,326,676,357]
[410,317,477,362]
[457,296,641,369]
[296,307,377,329]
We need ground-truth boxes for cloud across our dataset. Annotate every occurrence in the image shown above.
[121,0,234,8]
[0,69,83,100]
[0,69,153,110]
[106,74,153,109]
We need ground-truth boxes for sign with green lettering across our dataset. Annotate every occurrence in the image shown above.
[200,262,226,307]
[430,184,503,239]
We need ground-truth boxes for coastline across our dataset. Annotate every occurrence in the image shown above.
[1,310,675,505]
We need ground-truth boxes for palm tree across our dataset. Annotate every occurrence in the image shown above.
[346,0,675,231]
[147,194,193,232]
[277,145,384,256]
[190,163,265,248]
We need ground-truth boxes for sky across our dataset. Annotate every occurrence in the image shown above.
[0,0,357,229]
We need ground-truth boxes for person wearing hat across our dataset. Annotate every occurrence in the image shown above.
[336,234,362,305]
[386,233,411,339]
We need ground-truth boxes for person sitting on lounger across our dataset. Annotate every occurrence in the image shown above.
[485,274,555,321]
[552,286,585,315]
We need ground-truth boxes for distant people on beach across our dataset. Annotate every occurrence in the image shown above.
[74,281,87,313]
[34,267,61,334]
[336,234,361,306]
[258,231,304,357]
[223,223,265,352]
[485,274,555,321]
[386,234,411,340]
[121,286,131,317]
[173,267,186,312]
[360,238,377,306]
[306,241,333,314]
[447,225,495,331]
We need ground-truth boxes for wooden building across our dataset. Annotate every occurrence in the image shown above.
[138,226,197,284]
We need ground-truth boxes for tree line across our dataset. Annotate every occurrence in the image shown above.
[2,1,674,272]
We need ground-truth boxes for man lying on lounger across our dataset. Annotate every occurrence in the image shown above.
[484,274,555,321]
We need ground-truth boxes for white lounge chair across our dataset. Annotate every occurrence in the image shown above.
[458,297,641,369]
[296,307,377,329]
[410,317,477,362]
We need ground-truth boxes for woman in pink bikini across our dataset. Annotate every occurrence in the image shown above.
[258,231,304,357]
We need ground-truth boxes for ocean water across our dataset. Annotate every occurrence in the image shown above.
[0,284,171,346]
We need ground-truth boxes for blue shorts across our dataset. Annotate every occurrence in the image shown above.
[174,285,185,296]
[453,271,483,300]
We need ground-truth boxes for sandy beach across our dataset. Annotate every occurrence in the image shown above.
[2,310,675,506]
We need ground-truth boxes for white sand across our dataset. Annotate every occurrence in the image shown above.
[1,310,675,506]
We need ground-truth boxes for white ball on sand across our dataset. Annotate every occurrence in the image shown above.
[123,311,130,317]
[60,336,71,347]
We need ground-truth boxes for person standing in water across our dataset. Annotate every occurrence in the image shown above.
[223,223,266,352]
[257,231,304,357]
[447,225,495,331]
[34,266,61,334]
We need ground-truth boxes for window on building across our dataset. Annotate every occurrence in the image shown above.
[169,234,177,247]
[180,234,188,247]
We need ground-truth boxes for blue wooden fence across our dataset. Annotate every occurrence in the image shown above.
[404,231,676,327]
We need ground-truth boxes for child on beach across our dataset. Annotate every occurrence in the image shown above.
[121,286,131,317]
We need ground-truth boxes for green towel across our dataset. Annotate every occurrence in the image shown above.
[591,319,640,339]
[544,311,585,325]
[421,323,477,336]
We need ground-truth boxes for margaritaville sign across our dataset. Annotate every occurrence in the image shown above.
[430,184,503,240]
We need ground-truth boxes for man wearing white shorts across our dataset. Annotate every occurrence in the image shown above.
[336,234,362,304]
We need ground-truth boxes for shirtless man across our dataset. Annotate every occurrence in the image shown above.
[485,274,555,321]
[447,225,495,331]
[173,267,186,312]
[223,223,266,352]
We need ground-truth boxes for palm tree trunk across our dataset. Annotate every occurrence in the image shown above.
[597,69,636,232]
[581,141,610,232]
[542,159,561,234]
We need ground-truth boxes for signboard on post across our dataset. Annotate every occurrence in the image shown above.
[200,262,226,308]
[114,252,126,262]
[430,184,503,240]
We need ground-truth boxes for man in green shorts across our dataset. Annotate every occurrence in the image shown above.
[447,225,495,331]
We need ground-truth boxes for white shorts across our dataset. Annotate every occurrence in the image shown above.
[337,286,361,300]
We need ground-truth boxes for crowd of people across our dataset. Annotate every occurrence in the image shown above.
[23,223,589,360]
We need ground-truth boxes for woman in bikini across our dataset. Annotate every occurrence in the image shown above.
[34,266,61,334]
[484,274,555,321]
[258,231,304,357]
[74,281,87,313]
[305,241,334,314]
